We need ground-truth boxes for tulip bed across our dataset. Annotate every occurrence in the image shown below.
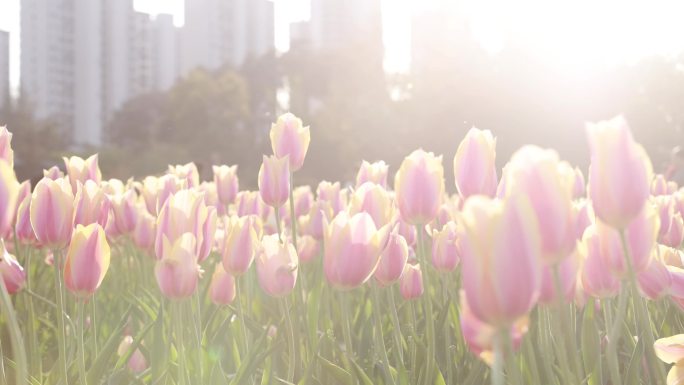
[1,113,684,385]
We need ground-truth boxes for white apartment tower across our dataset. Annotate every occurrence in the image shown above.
[305,0,383,51]
[0,31,9,109]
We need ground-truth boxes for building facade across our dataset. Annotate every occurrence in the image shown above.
[0,30,9,109]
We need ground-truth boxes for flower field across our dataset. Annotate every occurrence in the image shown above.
[1,113,684,385]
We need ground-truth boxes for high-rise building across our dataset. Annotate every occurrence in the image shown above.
[180,0,274,75]
[304,0,383,52]
[0,30,9,109]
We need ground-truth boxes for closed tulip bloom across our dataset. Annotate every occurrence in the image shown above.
[222,215,261,275]
[656,195,676,239]
[0,126,14,167]
[400,263,424,300]
[653,334,684,385]
[375,232,409,286]
[662,212,684,248]
[74,180,110,227]
[236,190,268,219]
[133,210,156,252]
[349,182,394,228]
[145,174,186,215]
[316,181,345,215]
[12,180,31,227]
[637,247,672,300]
[396,218,417,247]
[431,221,461,272]
[257,234,298,297]
[502,146,576,264]
[324,211,390,290]
[168,163,200,189]
[574,200,594,240]
[652,174,669,196]
[395,149,445,225]
[64,223,110,297]
[155,233,202,299]
[109,189,139,236]
[43,166,64,180]
[209,263,236,305]
[453,128,498,199]
[293,186,314,217]
[299,200,333,240]
[460,194,542,327]
[538,251,579,305]
[270,112,311,171]
[213,165,239,205]
[580,225,621,298]
[297,235,320,263]
[117,336,148,373]
[0,244,25,294]
[355,160,389,188]
[155,189,211,261]
[586,116,653,229]
[30,177,74,249]
[0,160,19,237]
[15,196,37,245]
[63,154,102,193]
[259,155,291,207]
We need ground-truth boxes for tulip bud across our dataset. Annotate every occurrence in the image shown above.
[662,212,684,248]
[213,165,239,205]
[64,223,111,297]
[375,232,409,286]
[0,160,18,238]
[222,215,261,275]
[0,126,14,167]
[324,211,390,290]
[637,246,672,300]
[43,166,64,180]
[15,195,37,245]
[0,243,25,294]
[293,186,314,218]
[400,263,424,300]
[133,210,156,253]
[257,234,298,297]
[236,191,268,219]
[355,160,389,188]
[155,189,212,261]
[63,154,102,193]
[258,155,291,208]
[580,225,621,298]
[395,149,445,225]
[168,163,199,189]
[117,336,148,373]
[396,218,417,247]
[74,180,110,227]
[155,233,202,299]
[431,221,461,272]
[30,177,74,249]
[12,180,31,227]
[652,174,669,196]
[453,128,498,199]
[209,263,236,305]
[586,116,653,229]
[297,235,320,263]
[316,181,345,215]
[349,182,394,228]
[460,194,542,327]
[270,113,311,171]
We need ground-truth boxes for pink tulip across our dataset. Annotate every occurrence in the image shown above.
[637,247,672,300]
[108,189,139,236]
[12,180,31,227]
[662,246,684,268]
[209,263,236,305]
[15,195,37,245]
[299,200,333,240]
[396,218,417,247]
[64,223,111,297]
[293,186,314,217]
[30,177,74,249]
[155,189,213,262]
[257,234,298,297]
[258,155,291,208]
[63,154,102,193]
[394,149,445,225]
[453,128,498,199]
[270,113,311,171]
[222,215,261,275]
[431,221,461,272]
[168,163,200,189]
[651,174,669,196]
[653,334,684,385]
[74,180,110,227]
[355,160,389,188]
[0,160,18,238]
[501,146,575,264]
[43,166,64,180]
[316,181,345,215]
[0,243,25,294]
[349,182,394,228]
[459,194,542,327]
[117,336,148,373]
[0,126,14,167]
[538,251,579,305]
[586,116,653,229]
[580,225,621,298]
[297,235,320,263]
[155,233,202,299]
[213,165,239,205]
[236,191,268,219]
[375,232,409,286]
[324,211,390,290]
[574,200,593,240]
[662,212,684,248]
[133,210,156,253]
[400,263,424,300]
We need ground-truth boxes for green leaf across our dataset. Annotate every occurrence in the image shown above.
[317,355,354,385]
[87,306,133,385]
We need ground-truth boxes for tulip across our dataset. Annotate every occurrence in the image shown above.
[257,234,298,297]
[538,251,579,305]
[637,247,672,300]
[656,195,676,239]
[355,160,389,188]
[108,189,138,236]
[64,223,111,297]
[155,233,202,299]
[0,160,18,238]
[12,180,31,227]
[653,334,684,385]
[293,186,314,218]
[394,149,445,225]
[349,182,394,228]
[662,246,684,268]
[43,166,64,180]
[586,116,653,229]
[324,211,390,290]
[168,163,199,189]
[133,210,156,253]
[580,225,621,298]
[270,112,311,171]
[574,200,593,240]
[15,195,37,245]
[209,263,236,305]
[236,190,268,219]
[299,200,333,240]
[101,178,126,196]
[396,218,417,247]
[316,181,345,215]
[0,126,14,167]
[155,189,212,261]
[74,180,110,227]
[375,232,409,286]
[297,235,320,263]
[662,212,684,248]
[117,336,148,373]
[0,243,25,294]
[501,146,575,264]
[453,127,498,199]
[30,177,74,249]
[213,165,239,205]
[460,194,542,327]
[222,215,261,275]
[63,154,102,193]
[431,221,461,272]
[400,263,424,300]
[258,155,291,207]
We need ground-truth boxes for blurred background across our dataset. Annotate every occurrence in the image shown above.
[0,0,684,187]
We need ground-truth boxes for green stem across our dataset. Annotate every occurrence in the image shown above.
[416,226,435,385]
[551,265,581,382]
[0,270,27,385]
[173,302,187,385]
[77,300,87,385]
[193,294,203,383]
[492,329,505,385]
[502,328,522,385]
[606,283,629,385]
[288,171,298,250]
[340,292,354,357]
[0,336,6,383]
[24,247,39,377]
[387,289,405,365]
[235,277,249,353]
[274,206,283,243]
[53,250,68,385]
[91,294,98,356]
[441,274,453,383]
[371,283,396,385]
[280,298,296,382]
